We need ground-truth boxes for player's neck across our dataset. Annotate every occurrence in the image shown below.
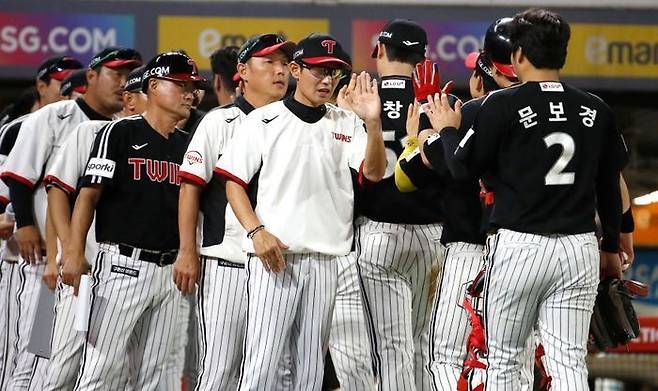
[142,107,179,138]
[243,92,275,109]
[377,61,414,78]
[520,68,560,83]
[82,94,116,118]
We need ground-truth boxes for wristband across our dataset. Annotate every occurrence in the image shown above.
[247,225,265,239]
[621,208,634,233]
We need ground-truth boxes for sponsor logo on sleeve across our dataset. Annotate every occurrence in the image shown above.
[185,150,203,165]
[86,157,116,178]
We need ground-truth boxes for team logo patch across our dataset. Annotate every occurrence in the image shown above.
[86,158,116,179]
[332,132,352,143]
[186,151,203,165]
[540,82,564,92]
[111,265,139,278]
[381,80,405,89]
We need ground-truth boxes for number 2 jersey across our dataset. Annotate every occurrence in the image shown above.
[441,81,628,250]
[358,76,443,225]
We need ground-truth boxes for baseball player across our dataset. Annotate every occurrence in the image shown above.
[394,26,518,389]
[1,54,115,390]
[61,51,204,390]
[42,62,143,391]
[325,69,378,391]
[209,46,240,106]
[425,9,628,390]
[174,33,295,390]
[59,69,88,100]
[0,82,47,389]
[215,33,386,390]
[354,19,444,391]
[0,87,39,131]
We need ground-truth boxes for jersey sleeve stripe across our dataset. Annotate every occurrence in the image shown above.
[0,195,8,206]
[0,171,35,188]
[91,121,119,184]
[179,171,207,187]
[357,161,370,188]
[43,175,76,194]
[213,167,248,190]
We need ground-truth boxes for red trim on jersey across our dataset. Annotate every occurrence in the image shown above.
[179,171,207,187]
[213,167,248,190]
[43,175,76,195]
[0,195,8,206]
[0,171,35,189]
[357,161,375,188]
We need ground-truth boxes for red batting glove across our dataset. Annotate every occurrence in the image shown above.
[412,60,454,102]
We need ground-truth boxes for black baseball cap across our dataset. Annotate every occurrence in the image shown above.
[59,69,87,96]
[293,33,351,69]
[88,47,142,70]
[124,65,145,93]
[237,34,296,64]
[371,19,427,58]
[233,34,296,81]
[141,52,206,93]
[36,56,83,81]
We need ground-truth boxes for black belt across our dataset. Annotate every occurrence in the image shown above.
[117,244,177,267]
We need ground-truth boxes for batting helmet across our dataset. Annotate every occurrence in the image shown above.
[483,17,517,78]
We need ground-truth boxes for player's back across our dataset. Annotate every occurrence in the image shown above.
[476,81,624,235]
[358,76,443,225]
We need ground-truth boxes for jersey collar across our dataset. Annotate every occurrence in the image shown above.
[76,98,111,121]
[235,95,255,115]
[283,96,326,124]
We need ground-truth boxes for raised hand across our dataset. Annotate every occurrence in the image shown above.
[346,71,381,123]
[336,73,357,111]
[424,92,463,132]
[413,60,455,103]
[406,100,420,138]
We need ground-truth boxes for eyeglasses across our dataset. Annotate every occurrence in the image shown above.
[300,62,344,80]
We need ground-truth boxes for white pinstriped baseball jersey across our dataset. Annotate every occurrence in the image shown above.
[45,120,110,195]
[1,99,108,238]
[216,99,367,256]
[179,97,254,263]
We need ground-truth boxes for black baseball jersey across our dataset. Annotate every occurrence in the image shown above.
[441,81,627,251]
[358,75,443,224]
[81,116,187,251]
[400,97,486,245]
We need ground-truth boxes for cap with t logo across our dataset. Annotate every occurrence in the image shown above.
[293,33,351,69]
